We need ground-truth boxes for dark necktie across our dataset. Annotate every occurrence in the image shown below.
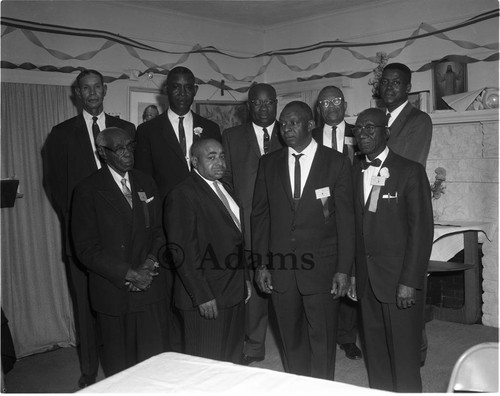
[386,112,392,125]
[121,178,133,208]
[263,127,270,154]
[360,157,382,170]
[213,181,241,230]
[292,153,303,200]
[331,125,338,151]
[178,116,186,157]
[92,116,100,141]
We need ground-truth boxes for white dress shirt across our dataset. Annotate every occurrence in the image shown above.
[386,100,408,127]
[322,120,345,152]
[83,110,105,169]
[107,165,131,196]
[287,138,318,198]
[253,121,276,155]
[363,146,389,204]
[168,108,194,165]
[195,170,241,226]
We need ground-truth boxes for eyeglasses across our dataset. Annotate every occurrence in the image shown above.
[352,125,386,135]
[101,141,137,156]
[250,99,277,107]
[318,98,343,108]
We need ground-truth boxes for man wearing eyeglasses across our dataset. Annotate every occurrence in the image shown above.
[351,108,433,392]
[71,127,168,378]
[379,63,432,168]
[221,83,283,365]
[43,70,136,388]
[312,86,362,362]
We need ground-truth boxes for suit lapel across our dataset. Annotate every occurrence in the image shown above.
[192,172,242,234]
[269,122,283,152]
[389,102,412,140]
[74,115,98,173]
[244,123,261,158]
[278,149,295,210]
[96,168,133,220]
[159,112,187,166]
[300,146,324,207]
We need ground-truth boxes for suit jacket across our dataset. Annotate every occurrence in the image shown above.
[71,167,167,315]
[387,102,433,168]
[252,144,355,295]
[353,150,433,303]
[135,111,221,201]
[221,122,283,247]
[312,122,358,165]
[43,113,136,252]
[164,171,248,310]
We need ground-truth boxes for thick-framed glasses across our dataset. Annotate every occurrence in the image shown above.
[318,98,343,108]
[250,99,277,107]
[101,141,137,156]
[352,125,386,135]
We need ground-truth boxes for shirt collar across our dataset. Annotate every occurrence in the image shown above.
[168,107,192,122]
[107,165,129,184]
[323,120,345,133]
[370,146,389,164]
[387,100,408,119]
[252,121,275,133]
[288,138,317,157]
[83,110,104,121]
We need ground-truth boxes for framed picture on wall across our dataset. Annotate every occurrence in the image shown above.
[432,60,467,110]
[194,101,249,131]
[408,91,430,113]
[128,87,168,127]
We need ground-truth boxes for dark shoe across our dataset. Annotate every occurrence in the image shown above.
[241,354,265,365]
[78,375,96,389]
[339,343,362,360]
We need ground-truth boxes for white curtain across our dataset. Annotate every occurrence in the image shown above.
[1,82,78,357]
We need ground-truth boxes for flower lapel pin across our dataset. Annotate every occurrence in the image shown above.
[193,127,203,137]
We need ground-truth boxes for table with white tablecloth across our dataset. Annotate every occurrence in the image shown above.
[80,352,387,394]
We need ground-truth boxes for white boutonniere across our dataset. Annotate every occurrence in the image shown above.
[380,167,390,179]
[193,127,203,137]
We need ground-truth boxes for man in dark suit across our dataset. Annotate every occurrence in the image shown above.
[135,66,221,201]
[222,83,283,365]
[71,127,168,377]
[135,66,221,352]
[312,85,362,361]
[164,139,250,363]
[252,101,355,380]
[43,69,135,388]
[379,62,433,168]
[351,108,433,392]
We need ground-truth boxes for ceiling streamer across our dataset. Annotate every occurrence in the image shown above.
[1,9,498,91]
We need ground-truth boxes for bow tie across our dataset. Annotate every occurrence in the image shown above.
[361,158,382,170]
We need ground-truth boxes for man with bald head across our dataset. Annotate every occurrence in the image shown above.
[71,127,168,377]
[252,101,355,380]
[313,85,362,361]
[351,108,433,391]
[164,138,251,363]
[222,83,283,364]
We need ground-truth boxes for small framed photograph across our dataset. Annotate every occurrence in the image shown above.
[432,60,467,110]
[128,87,168,127]
[408,91,430,113]
[194,101,249,131]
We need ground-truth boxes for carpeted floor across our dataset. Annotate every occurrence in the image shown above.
[4,319,498,393]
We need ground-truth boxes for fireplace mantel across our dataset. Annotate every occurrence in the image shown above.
[430,109,498,125]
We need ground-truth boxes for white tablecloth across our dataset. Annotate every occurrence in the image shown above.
[431,220,495,261]
[80,352,387,394]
